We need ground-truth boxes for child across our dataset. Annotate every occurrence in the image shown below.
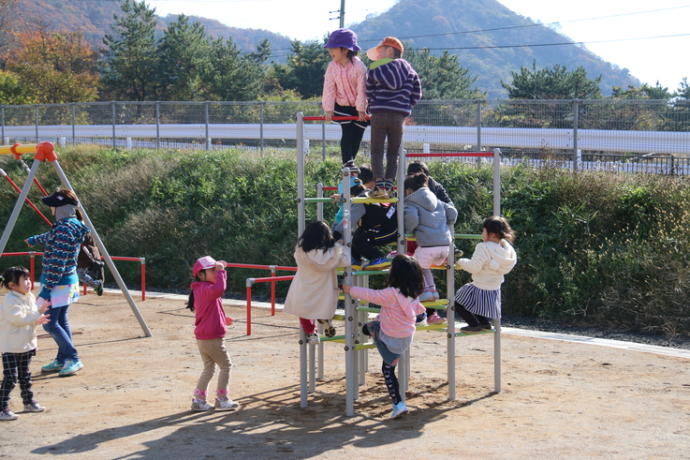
[342,254,425,419]
[366,36,422,198]
[0,266,50,421]
[333,166,398,270]
[455,217,517,332]
[25,189,89,377]
[284,221,349,344]
[407,161,453,206]
[188,256,239,412]
[77,230,104,296]
[404,173,457,323]
[322,28,369,170]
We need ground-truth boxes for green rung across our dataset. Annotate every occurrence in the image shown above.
[304,197,334,203]
[355,343,377,350]
[416,322,448,331]
[320,334,346,342]
[332,314,345,321]
[352,197,398,204]
[421,299,448,309]
[353,269,389,276]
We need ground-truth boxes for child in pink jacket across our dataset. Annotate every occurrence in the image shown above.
[187,256,239,412]
[342,254,425,419]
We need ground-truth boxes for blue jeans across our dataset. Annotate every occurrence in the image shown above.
[43,305,78,363]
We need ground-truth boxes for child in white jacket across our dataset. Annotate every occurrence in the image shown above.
[455,217,517,332]
[0,266,50,421]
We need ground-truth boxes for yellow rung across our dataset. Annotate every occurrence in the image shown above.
[0,144,39,155]
[351,197,398,204]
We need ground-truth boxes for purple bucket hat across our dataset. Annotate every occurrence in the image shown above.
[324,28,360,52]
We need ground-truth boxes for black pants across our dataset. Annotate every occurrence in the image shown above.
[1,350,36,410]
[455,302,491,328]
[335,104,367,164]
[382,362,401,405]
[351,228,397,262]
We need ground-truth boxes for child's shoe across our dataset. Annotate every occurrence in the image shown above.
[415,313,428,326]
[432,290,440,301]
[427,312,445,324]
[58,359,83,377]
[364,257,391,270]
[191,398,213,412]
[419,291,435,302]
[389,401,408,419]
[0,409,18,421]
[41,359,63,373]
[214,398,240,411]
[460,325,484,333]
[351,257,363,271]
[342,160,360,174]
[384,179,395,197]
[307,333,320,345]
[318,319,336,337]
[372,180,389,198]
[94,280,104,296]
[23,402,45,413]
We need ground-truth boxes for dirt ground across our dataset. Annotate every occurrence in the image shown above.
[0,290,688,459]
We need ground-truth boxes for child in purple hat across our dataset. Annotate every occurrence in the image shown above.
[322,28,369,171]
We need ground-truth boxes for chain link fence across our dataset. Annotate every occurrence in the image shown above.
[1,99,688,175]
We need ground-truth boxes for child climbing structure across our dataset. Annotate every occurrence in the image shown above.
[295,113,503,417]
[0,142,151,337]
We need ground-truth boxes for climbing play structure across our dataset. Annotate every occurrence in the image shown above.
[295,113,503,416]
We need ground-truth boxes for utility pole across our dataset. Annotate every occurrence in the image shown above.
[339,0,345,27]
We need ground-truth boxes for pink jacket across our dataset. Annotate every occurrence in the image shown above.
[322,57,368,113]
[349,286,425,338]
[191,270,228,340]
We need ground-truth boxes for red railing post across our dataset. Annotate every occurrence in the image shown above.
[83,283,87,296]
[29,252,36,290]
[140,257,146,301]
[246,279,253,336]
[270,266,276,316]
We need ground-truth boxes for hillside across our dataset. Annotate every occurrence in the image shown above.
[9,0,292,53]
[351,0,639,97]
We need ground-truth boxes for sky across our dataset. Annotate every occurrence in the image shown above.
[147,0,690,91]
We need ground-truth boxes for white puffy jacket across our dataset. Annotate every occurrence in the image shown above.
[456,240,517,290]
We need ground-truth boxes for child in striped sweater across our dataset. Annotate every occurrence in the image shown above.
[342,254,425,419]
[365,36,422,198]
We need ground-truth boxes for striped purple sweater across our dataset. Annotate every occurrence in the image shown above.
[366,58,422,116]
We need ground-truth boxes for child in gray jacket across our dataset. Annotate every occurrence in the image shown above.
[403,173,457,323]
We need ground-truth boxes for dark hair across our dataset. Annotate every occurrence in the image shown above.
[1,266,30,289]
[358,165,374,185]
[342,48,357,61]
[388,254,424,299]
[298,221,336,253]
[186,269,207,312]
[404,172,428,192]
[483,216,515,242]
[57,188,83,220]
[391,47,402,59]
[407,161,429,176]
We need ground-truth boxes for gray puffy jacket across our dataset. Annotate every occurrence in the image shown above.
[404,187,457,247]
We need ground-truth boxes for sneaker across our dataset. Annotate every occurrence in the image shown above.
[342,160,360,175]
[58,359,83,377]
[460,325,484,333]
[432,290,440,301]
[419,291,435,302]
[351,258,363,271]
[41,359,63,373]
[427,312,445,324]
[307,333,320,345]
[318,319,336,337]
[416,313,428,327]
[214,398,240,411]
[389,401,408,419]
[481,323,494,330]
[23,402,45,413]
[191,399,213,412]
[372,180,389,198]
[94,280,104,296]
[364,257,391,270]
[0,410,18,421]
[384,179,395,196]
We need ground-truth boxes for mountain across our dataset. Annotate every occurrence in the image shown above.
[350,0,639,98]
[8,0,292,54]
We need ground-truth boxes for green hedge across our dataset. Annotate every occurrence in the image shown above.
[1,147,687,338]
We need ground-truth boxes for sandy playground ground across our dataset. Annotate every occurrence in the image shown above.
[0,289,688,459]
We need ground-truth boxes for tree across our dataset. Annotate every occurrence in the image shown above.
[5,32,99,103]
[273,40,330,99]
[611,82,671,100]
[0,0,18,60]
[0,70,33,104]
[203,38,265,101]
[156,15,211,101]
[101,0,158,101]
[501,62,602,99]
[405,49,481,100]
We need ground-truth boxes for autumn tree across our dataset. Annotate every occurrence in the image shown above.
[5,32,99,103]
[0,70,33,104]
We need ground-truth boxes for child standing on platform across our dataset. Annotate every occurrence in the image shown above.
[366,36,422,198]
[343,254,425,419]
[0,266,50,421]
[455,217,517,332]
[322,28,369,170]
[284,221,349,344]
[404,173,457,323]
[188,256,239,412]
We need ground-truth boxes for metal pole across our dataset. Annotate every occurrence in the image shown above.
[447,238,456,400]
[493,148,501,216]
[492,147,502,392]
[259,102,265,155]
[343,165,355,416]
[71,103,76,145]
[1,105,4,142]
[34,106,39,142]
[309,336,316,393]
[322,120,326,161]
[296,111,308,408]
[204,102,210,151]
[111,101,116,149]
[573,100,579,172]
[0,160,41,256]
[397,146,410,396]
[339,0,345,27]
[52,161,152,337]
[476,100,482,151]
[316,182,325,380]
[156,102,161,150]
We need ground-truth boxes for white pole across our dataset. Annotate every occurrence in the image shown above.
[343,166,355,416]
[296,112,308,408]
[0,160,41,256]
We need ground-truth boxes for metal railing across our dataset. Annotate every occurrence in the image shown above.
[1,99,688,174]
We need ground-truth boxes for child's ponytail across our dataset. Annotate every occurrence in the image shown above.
[187,291,195,312]
[483,216,516,243]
